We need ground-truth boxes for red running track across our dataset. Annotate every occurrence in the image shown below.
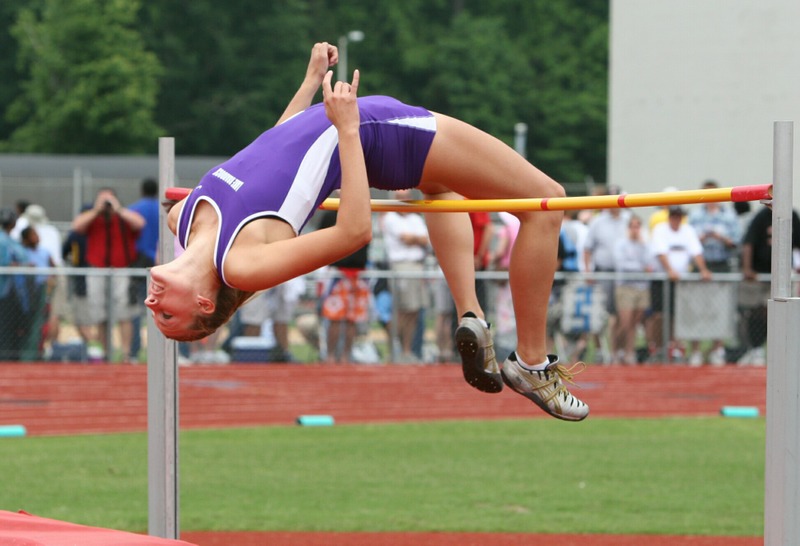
[0,362,766,435]
[0,362,765,546]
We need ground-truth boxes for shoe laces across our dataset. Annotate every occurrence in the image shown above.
[548,361,586,384]
[542,361,587,403]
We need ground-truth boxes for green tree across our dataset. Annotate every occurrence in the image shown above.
[0,0,608,184]
[0,0,30,143]
[3,0,162,153]
[420,13,528,141]
[138,0,313,156]
[487,0,609,185]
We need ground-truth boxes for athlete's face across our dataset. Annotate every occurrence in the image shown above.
[145,265,201,338]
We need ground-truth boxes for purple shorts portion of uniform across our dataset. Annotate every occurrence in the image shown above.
[356,96,437,191]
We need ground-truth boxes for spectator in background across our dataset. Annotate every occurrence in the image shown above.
[733,201,756,253]
[688,180,740,273]
[62,209,96,347]
[17,205,62,265]
[490,212,520,360]
[0,208,28,360]
[687,179,740,365]
[71,188,145,361]
[739,205,800,365]
[552,217,583,359]
[19,226,55,360]
[563,209,589,272]
[492,214,578,362]
[469,212,494,314]
[613,214,652,365]
[128,178,160,361]
[648,187,680,231]
[649,205,711,363]
[19,205,65,353]
[9,200,30,241]
[318,208,371,363]
[583,188,628,363]
[269,279,306,362]
[381,189,430,362]
[237,281,304,362]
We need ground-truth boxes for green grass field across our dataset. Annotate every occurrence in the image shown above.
[0,417,764,536]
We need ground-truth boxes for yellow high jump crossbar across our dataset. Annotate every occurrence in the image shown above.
[165,183,772,213]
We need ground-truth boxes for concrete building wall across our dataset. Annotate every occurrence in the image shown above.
[609,0,800,209]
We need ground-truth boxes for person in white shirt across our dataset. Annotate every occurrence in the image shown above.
[613,215,652,365]
[380,189,430,362]
[583,205,629,362]
[649,206,711,363]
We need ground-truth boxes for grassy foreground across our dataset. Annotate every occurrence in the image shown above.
[0,417,764,536]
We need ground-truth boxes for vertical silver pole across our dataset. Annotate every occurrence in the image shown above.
[765,121,797,546]
[771,122,794,301]
[337,35,348,82]
[514,123,528,158]
[72,168,82,221]
[148,137,179,539]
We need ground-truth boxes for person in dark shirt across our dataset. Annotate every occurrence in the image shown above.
[738,206,800,364]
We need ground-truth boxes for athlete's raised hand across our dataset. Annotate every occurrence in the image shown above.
[276,42,340,126]
[305,42,338,84]
[322,69,360,132]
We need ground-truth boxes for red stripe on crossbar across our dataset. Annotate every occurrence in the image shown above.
[540,198,549,211]
[165,187,191,201]
[730,184,772,202]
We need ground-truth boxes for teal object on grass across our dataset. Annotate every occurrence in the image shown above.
[0,424,27,437]
[296,415,335,426]
[720,406,760,418]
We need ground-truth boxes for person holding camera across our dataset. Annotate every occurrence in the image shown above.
[71,188,145,362]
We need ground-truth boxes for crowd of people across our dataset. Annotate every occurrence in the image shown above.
[187,179,798,367]
[0,179,159,362]
[0,178,796,366]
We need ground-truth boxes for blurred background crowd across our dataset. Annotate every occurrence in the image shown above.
[1,179,797,367]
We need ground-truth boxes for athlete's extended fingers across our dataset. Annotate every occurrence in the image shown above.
[322,70,333,97]
[349,69,360,95]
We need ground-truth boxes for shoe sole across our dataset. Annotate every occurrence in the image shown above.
[500,369,587,422]
[455,325,502,393]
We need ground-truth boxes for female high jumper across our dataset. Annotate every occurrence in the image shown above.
[146,42,589,421]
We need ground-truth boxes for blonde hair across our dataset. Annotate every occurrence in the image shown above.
[167,285,254,342]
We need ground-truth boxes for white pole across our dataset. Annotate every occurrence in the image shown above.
[148,137,179,539]
[514,122,528,158]
[337,35,348,82]
[337,30,364,82]
[764,121,798,545]
[72,167,83,220]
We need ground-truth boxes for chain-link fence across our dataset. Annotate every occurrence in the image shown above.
[0,266,784,366]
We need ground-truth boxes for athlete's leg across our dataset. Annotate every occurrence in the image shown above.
[422,199,480,320]
[419,113,564,366]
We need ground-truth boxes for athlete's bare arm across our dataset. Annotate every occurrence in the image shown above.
[276,42,339,126]
[225,69,371,292]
